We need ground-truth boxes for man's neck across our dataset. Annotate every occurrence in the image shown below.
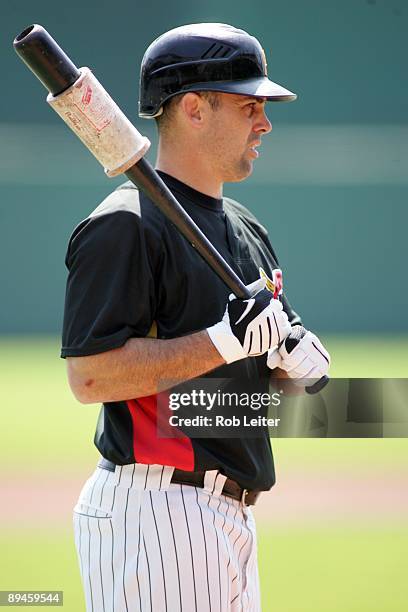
[155,142,223,199]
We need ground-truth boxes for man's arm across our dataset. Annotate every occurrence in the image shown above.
[68,276,292,404]
[67,330,224,404]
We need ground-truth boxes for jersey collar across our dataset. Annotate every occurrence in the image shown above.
[157,170,224,212]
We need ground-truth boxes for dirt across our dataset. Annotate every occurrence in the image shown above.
[2,467,407,529]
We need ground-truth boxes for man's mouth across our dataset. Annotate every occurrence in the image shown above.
[248,142,261,158]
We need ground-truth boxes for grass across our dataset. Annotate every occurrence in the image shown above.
[0,530,82,610]
[258,526,408,612]
[322,334,408,378]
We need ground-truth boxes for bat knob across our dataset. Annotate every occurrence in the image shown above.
[305,374,329,395]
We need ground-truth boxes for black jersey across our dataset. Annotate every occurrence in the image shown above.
[61,172,301,490]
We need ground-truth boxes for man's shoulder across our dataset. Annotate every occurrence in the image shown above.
[223,196,268,235]
[89,180,163,224]
[68,182,164,251]
[72,181,166,237]
[88,181,142,220]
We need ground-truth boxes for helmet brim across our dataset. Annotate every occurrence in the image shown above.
[181,77,297,102]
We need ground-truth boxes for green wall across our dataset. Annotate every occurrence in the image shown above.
[1,1,406,333]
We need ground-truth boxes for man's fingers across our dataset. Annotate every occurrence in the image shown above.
[267,348,282,370]
[269,329,331,383]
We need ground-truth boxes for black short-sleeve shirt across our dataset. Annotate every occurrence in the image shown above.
[61,172,301,490]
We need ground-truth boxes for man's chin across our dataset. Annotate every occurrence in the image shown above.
[225,161,253,183]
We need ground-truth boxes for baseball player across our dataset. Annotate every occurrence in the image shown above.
[62,23,330,611]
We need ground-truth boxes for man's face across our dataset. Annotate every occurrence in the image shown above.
[201,93,272,183]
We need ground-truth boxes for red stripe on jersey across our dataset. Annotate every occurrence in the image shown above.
[127,394,195,471]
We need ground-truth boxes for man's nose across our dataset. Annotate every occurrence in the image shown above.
[255,109,272,135]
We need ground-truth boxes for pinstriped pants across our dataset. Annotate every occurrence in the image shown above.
[73,463,261,612]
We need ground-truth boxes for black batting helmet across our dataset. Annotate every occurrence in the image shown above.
[139,23,297,118]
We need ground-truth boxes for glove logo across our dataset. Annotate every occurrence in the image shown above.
[259,267,283,298]
[272,268,283,299]
[235,298,255,325]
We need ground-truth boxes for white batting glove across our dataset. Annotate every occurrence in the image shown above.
[207,277,292,364]
[267,326,330,386]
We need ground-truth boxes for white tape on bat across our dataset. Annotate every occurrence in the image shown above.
[47,67,150,176]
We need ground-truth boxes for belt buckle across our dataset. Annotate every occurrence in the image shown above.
[241,488,248,506]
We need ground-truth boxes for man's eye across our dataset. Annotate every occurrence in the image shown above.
[245,103,256,115]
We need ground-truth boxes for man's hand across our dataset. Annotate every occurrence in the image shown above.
[207,277,292,364]
[267,325,330,387]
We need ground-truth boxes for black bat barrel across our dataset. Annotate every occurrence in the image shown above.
[13,24,80,96]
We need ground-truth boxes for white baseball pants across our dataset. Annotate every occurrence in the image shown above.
[73,463,261,612]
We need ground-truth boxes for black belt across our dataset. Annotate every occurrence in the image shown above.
[98,458,261,506]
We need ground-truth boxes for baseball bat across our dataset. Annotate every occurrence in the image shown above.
[13,24,328,395]
[13,24,250,300]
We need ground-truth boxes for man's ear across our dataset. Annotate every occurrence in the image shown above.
[180,92,204,127]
